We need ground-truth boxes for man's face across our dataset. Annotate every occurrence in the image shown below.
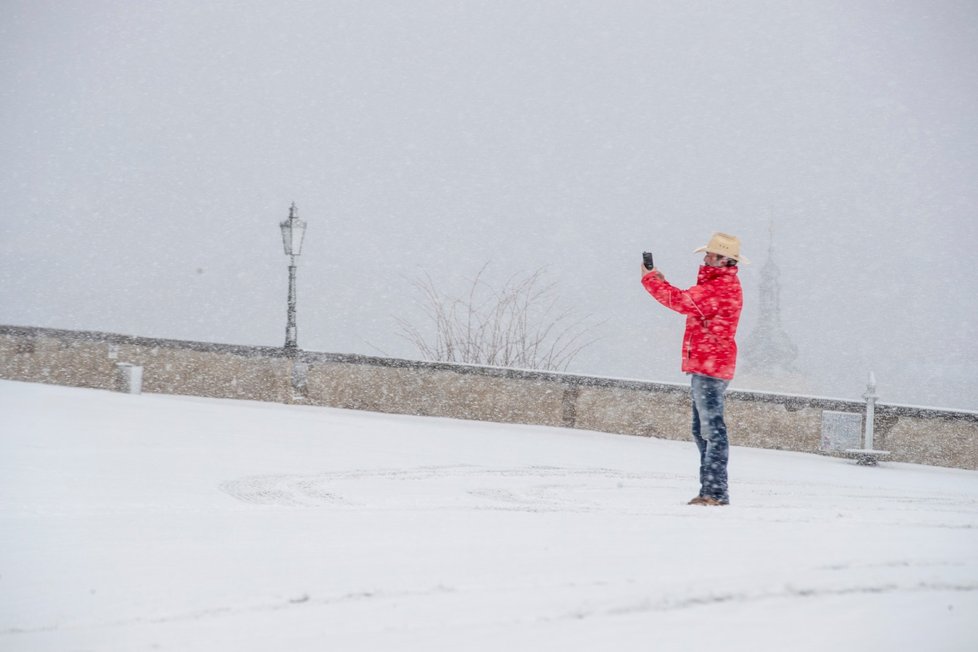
[704,252,727,267]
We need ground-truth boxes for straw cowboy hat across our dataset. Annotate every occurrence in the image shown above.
[693,232,750,264]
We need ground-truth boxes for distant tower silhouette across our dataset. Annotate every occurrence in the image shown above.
[742,221,799,377]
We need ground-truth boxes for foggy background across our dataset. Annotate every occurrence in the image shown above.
[2,0,976,410]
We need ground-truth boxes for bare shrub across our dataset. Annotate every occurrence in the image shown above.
[397,264,599,372]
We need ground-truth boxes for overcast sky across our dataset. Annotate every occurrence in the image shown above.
[2,0,977,410]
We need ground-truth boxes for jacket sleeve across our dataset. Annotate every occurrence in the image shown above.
[641,273,719,319]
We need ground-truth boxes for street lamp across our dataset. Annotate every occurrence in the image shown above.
[279,202,307,354]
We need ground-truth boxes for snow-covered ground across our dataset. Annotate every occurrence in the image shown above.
[2,379,977,651]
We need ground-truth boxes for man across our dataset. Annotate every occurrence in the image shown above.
[640,233,746,506]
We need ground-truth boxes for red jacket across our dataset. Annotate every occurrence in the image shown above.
[642,265,743,380]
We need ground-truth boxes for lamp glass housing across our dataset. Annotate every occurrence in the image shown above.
[280,216,307,256]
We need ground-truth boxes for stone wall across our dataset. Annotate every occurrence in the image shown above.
[2,325,976,470]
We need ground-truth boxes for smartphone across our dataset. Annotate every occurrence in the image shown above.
[642,251,655,270]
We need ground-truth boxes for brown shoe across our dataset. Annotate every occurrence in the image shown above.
[690,496,728,506]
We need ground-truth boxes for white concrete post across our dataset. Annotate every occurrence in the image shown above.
[863,371,878,450]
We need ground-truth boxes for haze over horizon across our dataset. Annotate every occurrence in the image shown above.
[2,1,976,410]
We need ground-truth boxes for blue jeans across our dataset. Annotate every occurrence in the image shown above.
[690,374,730,502]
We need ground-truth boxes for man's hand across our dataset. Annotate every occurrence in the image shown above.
[641,264,664,282]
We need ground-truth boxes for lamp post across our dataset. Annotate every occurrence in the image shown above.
[847,370,889,466]
[863,371,878,451]
[279,202,307,355]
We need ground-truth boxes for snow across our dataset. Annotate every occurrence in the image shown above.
[2,379,977,651]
